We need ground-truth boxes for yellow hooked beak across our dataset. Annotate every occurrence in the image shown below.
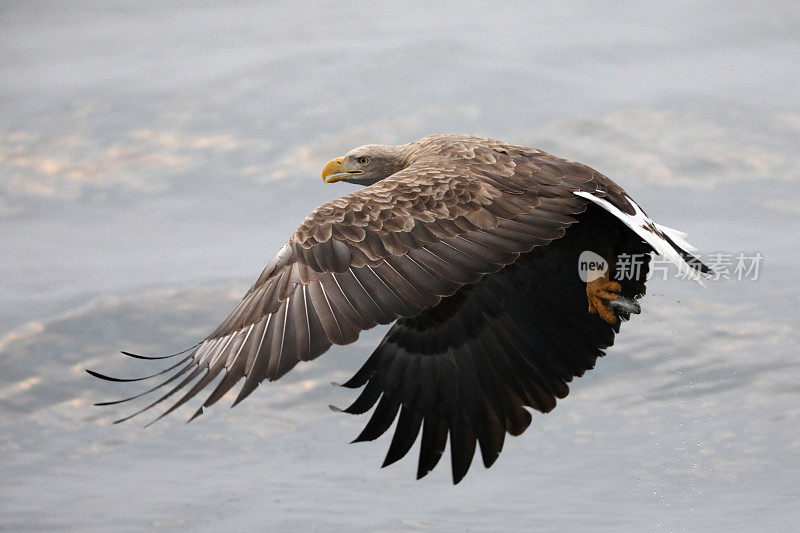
[321,157,363,183]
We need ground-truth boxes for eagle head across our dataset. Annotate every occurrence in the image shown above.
[322,144,409,186]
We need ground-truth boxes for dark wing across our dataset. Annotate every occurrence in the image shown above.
[90,146,623,425]
[336,205,653,483]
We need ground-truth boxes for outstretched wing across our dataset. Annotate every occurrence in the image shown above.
[89,146,643,425]
[335,205,653,483]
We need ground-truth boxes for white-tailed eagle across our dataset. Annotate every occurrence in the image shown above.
[90,134,711,483]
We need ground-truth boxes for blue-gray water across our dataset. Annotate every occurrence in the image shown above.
[1,2,799,530]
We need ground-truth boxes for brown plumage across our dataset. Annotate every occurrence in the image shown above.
[89,134,711,483]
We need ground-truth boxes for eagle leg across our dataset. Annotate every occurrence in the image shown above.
[586,270,622,324]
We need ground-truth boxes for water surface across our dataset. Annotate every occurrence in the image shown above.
[1,2,799,530]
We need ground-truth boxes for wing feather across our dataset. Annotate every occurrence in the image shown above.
[335,203,655,483]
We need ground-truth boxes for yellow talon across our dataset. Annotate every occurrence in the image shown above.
[586,271,621,324]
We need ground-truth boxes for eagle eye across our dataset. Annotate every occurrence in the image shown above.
[357,156,370,165]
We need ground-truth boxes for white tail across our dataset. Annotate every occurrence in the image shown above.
[574,191,709,285]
